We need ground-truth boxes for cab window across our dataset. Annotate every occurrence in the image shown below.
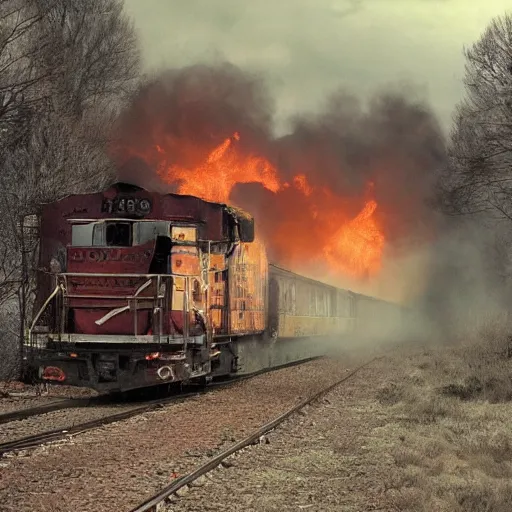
[71,223,94,246]
[105,222,132,246]
[91,222,132,247]
[133,221,171,245]
[71,222,133,247]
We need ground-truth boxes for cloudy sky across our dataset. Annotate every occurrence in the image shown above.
[124,0,510,135]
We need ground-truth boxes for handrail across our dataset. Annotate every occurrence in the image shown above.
[95,306,130,326]
[29,284,62,334]
[29,272,208,347]
[61,272,201,278]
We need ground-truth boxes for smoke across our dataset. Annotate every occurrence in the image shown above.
[418,216,512,342]
[112,63,274,185]
[111,62,448,306]
[237,86,445,301]
[109,61,512,348]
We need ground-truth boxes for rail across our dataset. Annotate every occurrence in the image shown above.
[0,398,93,425]
[0,357,321,457]
[129,357,381,512]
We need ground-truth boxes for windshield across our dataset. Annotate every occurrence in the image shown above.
[71,220,175,247]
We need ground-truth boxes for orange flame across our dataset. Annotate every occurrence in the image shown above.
[324,199,384,278]
[157,132,280,204]
[155,132,385,279]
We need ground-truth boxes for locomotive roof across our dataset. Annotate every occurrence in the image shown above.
[52,181,250,211]
[39,182,255,244]
[43,181,253,222]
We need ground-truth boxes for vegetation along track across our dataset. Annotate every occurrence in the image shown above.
[129,356,381,512]
[0,357,320,456]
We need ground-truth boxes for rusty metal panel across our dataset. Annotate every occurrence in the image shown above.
[208,270,226,332]
[268,264,358,339]
[170,246,200,275]
[228,239,268,334]
[204,254,228,333]
[171,225,197,242]
[276,315,353,338]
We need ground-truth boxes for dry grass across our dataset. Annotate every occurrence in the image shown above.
[376,321,512,511]
[376,382,405,405]
[438,322,512,403]
[450,480,512,512]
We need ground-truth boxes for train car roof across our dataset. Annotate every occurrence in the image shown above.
[269,263,405,308]
[269,263,342,291]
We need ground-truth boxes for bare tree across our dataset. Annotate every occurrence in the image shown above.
[0,0,140,379]
[439,13,512,219]
[32,0,140,118]
[0,0,140,195]
[427,13,512,340]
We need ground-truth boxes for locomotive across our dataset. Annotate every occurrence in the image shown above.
[26,182,405,392]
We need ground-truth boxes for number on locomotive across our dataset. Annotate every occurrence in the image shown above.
[101,197,152,215]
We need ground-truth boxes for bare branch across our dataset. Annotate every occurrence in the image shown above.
[0,0,140,378]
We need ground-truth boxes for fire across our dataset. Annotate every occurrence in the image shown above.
[293,174,313,197]
[156,132,280,204]
[153,132,385,279]
[324,199,384,278]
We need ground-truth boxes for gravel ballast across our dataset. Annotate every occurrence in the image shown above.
[0,404,147,445]
[0,383,97,416]
[0,357,358,512]
[164,355,402,512]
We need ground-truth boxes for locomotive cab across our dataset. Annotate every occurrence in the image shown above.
[66,219,206,339]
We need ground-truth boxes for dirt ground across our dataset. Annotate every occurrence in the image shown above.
[166,340,512,512]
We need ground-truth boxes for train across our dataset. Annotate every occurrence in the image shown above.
[25,182,406,393]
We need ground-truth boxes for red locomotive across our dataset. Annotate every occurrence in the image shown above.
[27,182,404,392]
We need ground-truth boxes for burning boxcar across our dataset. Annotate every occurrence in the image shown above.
[26,182,404,392]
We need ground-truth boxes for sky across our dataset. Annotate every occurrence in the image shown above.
[123,0,511,136]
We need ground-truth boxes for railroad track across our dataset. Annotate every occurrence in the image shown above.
[129,356,380,512]
[0,357,320,457]
[0,391,201,456]
[0,396,106,425]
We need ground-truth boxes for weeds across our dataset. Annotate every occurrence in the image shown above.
[376,382,404,405]
[451,480,512,512]
[406,394,460,424]
[392,447,424,468]
[382,319,512,511]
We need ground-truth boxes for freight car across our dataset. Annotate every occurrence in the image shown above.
[25,182,405,392]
